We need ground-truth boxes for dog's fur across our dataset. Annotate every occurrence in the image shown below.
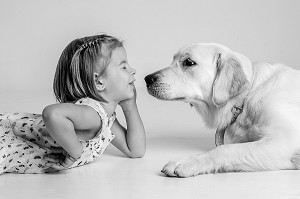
[145,43,300,177]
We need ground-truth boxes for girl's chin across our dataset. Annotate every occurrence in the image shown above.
[127,92,134,99]
[121,92,134,101]
[119,86,134,100]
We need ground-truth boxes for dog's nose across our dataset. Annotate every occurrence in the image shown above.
[144,74,158,85]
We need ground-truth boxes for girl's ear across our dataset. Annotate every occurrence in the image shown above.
[94,73,105,91]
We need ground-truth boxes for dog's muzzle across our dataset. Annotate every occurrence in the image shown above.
[144,73,185,101]
[144,73,168,99]
[144,74,159,86]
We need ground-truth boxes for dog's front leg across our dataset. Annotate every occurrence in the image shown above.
[162,138,296,177]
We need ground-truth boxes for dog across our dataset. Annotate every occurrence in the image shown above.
[144,43,300,177]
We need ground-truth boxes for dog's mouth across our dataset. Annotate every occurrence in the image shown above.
[146,83,168,100]
[146,83,185,101]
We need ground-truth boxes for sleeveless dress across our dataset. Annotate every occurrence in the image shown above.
[0,97,115,174]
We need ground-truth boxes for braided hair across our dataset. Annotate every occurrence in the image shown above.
[53,34,123,103]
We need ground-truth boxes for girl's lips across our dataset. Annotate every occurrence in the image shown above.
[129,79,136,84]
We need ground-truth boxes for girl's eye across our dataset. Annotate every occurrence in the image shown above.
[182,58,196,67]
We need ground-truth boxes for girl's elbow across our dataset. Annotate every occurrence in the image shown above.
[128,149,146,158]
[42,105,62,122]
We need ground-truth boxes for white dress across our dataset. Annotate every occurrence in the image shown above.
[0,97,115,174]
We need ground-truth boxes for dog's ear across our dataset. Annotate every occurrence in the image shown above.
[212,53,249,106]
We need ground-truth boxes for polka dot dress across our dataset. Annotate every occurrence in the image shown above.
[0,97,115,174]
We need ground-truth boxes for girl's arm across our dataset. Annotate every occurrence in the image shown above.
[111,88,146,158]
[42,103,102,167]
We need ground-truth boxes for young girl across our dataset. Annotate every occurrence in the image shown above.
[0,34,146,174]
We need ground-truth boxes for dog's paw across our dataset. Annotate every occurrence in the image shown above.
[161,160,180,177]
[161,156,204,178]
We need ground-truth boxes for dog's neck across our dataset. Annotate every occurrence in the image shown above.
[215,101,244,146]
[191,62,256,129]
[191,92,247,129]
[190,62,263,131]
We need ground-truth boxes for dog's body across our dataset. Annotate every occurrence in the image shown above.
[145,43,300,177]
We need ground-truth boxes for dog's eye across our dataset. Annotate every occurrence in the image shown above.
[183,58,196,67]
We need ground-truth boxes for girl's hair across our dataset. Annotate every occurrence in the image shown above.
[53,34,123,103]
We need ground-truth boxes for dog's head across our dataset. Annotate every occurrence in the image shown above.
[145,43,253,106]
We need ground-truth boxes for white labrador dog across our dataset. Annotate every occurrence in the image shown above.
[145,43,300,177]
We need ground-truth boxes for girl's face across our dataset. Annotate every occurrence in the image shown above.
[101,47,136,102]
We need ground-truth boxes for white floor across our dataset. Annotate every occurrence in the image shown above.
[1,138,300,199]
[1,89,300,199]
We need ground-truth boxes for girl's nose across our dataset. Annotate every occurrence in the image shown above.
[130,66,136,75]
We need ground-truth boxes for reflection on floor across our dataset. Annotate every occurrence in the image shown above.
[1,138,300,199]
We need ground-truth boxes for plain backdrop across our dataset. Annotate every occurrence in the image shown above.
[0,0,299,139]
[1,2,300,198]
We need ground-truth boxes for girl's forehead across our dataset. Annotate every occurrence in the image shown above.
[95,46,127,75]
[112,47,127,58]
[106,47,127,68]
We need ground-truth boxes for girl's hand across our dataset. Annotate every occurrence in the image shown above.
[119,85,137,110]
[43,147,79,171]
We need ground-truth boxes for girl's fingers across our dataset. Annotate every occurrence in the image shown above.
[49,147,65,154]
[43,153,64,163]
[43,156,60,163]
[45,153,61,159]
[44,167,59,173]
[45,162,65,170]
[64,156,76,166]
[45,156,74,170]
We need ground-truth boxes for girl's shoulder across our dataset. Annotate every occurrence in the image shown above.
[75,97,113,121]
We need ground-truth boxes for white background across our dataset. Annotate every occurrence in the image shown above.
[0,0,299,138]
[1,2,300,198]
